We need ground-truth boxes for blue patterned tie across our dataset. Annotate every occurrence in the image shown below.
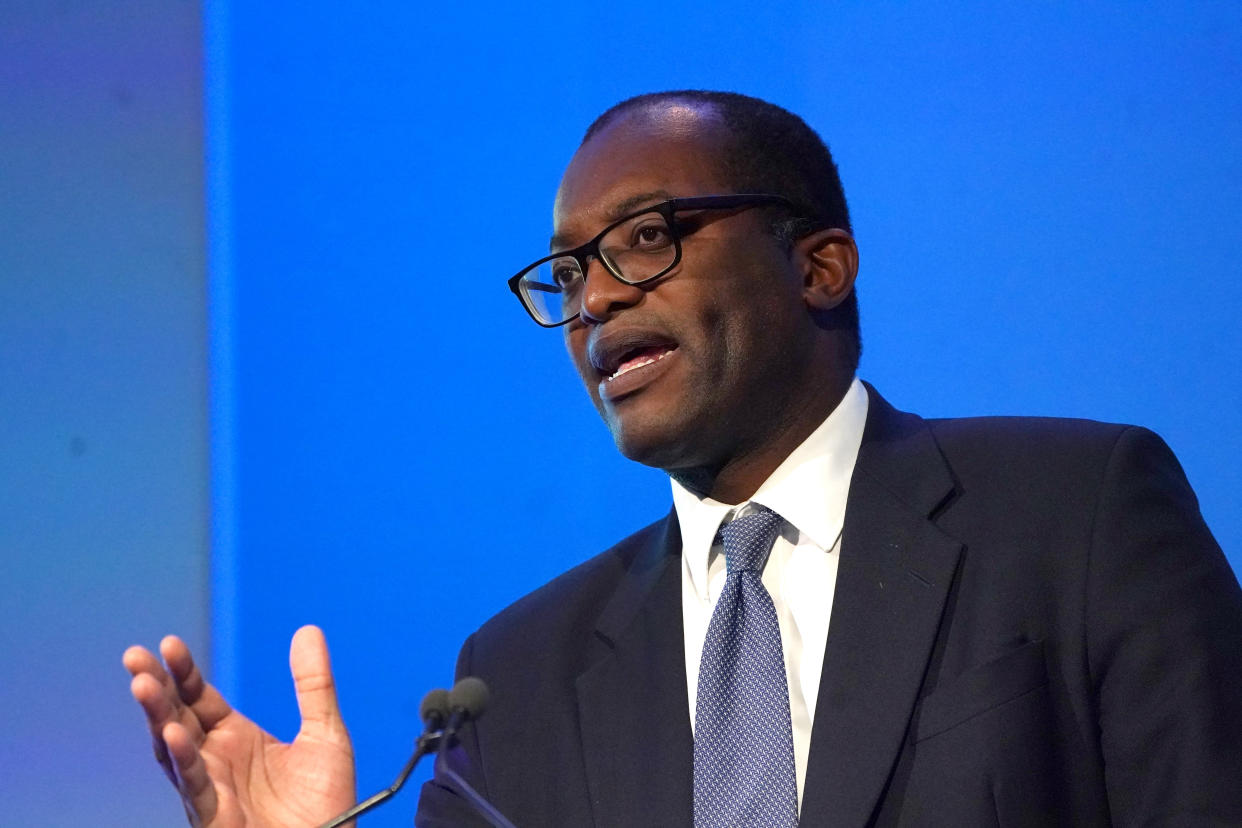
[694,506,799,827]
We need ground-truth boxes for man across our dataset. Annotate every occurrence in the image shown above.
[127,91,1242,826]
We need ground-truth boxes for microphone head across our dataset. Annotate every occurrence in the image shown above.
[448,676,490,721]
[420,688,450,729]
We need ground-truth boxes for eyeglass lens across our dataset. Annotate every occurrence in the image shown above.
[519,209,677,325]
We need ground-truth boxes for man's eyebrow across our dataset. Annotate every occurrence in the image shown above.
[606,190,675,220]
[548,189,675,252]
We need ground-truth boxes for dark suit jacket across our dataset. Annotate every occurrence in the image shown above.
[417,387,1242,826]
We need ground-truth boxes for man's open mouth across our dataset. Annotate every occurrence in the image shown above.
[589,330,680,384]
[606,344,677,382]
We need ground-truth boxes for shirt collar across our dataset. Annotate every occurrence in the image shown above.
[671,377,870,601]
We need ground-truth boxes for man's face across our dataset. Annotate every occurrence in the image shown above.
[555,107,824,480]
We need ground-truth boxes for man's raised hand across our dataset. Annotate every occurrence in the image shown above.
[124,625,356,827]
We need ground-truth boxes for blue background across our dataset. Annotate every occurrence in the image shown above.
[3,2,1239,824]
[1,2,209,824]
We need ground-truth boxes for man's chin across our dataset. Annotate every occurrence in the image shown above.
[606,415,703,473]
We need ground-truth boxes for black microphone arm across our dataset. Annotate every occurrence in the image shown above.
[316,688,451,828]
[435,677,519,828]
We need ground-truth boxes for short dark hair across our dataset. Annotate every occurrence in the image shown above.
[582,90,861,366]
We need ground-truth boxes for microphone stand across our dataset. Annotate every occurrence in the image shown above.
[434,721,518,828]
[314,679,516,828]
[317,730,441,828]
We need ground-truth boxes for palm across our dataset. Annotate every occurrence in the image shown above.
[126,626,356,828]
[196,712,354,827]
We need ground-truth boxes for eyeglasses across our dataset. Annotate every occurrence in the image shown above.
[507,193,797,327]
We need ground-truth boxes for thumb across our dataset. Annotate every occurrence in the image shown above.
[289,625,348,742]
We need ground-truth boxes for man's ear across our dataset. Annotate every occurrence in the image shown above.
[795,228,858,311]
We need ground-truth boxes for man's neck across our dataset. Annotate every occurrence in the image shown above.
[668,377,855,505]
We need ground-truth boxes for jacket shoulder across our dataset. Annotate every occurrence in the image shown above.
[470,515,671,652]
[926,413,1140,450]
[922,414,1175,481]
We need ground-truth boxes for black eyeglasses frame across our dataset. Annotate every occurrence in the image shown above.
[507,193,798,327]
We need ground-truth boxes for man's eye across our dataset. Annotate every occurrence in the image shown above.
[631,223,671,249]
[552,264,582,288]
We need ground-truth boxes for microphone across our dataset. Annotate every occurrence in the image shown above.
[435,677,518,828]
[421,687,451,731]
[442,676,489,738]
[316,687,450,828]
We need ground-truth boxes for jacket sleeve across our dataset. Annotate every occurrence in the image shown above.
[1087,427,1242,824]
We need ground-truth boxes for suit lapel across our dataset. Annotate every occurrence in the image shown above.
[572,388,961,827]
[800,386,963,827]
[576,514,694,828]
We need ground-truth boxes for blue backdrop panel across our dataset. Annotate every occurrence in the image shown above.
[210,3,1241,825]
[0,1,210,824]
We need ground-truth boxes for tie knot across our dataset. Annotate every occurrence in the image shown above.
[719,506,783,574]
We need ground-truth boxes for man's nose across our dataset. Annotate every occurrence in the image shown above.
[578,257,644,323]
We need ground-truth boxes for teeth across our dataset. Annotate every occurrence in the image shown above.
[608,349,671,381]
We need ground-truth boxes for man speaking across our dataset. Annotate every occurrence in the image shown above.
[126,91,1242,826]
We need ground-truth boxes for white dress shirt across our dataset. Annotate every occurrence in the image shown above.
[672,377,869,808]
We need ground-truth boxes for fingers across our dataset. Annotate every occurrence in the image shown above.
[160,636,206,700]
[164,721,219,825]
[127,645,223,825]
[125,645,186,777]
[129,669,179,782]
[123,644,171,696]
[159,635,233,731]
[289,625,349,743]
